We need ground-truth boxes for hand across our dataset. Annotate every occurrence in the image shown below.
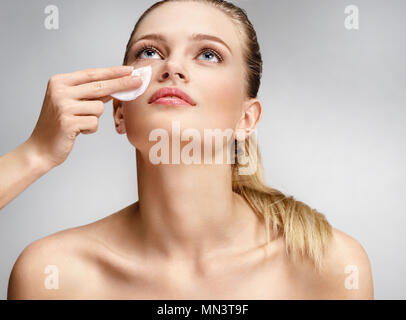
[27,65,141,168]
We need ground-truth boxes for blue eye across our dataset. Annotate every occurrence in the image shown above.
[135,46,162,60]
[197,48,223,63]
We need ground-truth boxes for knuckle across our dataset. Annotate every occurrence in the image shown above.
[48,76,60,91]
[106,69,116,78]
[92,81,106,92]
[68,131,79,139]
[49,74,62,84]
[48,74,67,90]
[50,87,65,102]
[85,69,97,81]
[55,86,66,96]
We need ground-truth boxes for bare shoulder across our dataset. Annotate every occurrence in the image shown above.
[317,227,374,299]
[7,220,107,299]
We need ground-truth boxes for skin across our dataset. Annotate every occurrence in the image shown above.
[0,66,142,210]
[7,2,373,299]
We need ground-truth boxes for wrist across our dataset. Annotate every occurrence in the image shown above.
[20,139,56,174]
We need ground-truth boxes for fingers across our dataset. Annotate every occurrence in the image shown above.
[74,116,99,135]
[62,65,134,86]
[58,100,106,138]
[71,75,143,100]
[44,66,138,139]
[62,100,105,136]
[67,100,105,117]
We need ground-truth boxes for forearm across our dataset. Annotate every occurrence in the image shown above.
[0,140,54,210]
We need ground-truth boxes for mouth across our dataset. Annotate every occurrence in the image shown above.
[148,87,196,107]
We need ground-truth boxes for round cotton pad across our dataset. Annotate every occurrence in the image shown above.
[111,65,152,101]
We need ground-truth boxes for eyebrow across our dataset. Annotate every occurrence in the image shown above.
[130,33,232,54]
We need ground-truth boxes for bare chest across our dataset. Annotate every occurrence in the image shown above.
[82,256,323,299]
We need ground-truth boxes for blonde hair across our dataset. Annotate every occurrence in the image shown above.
[123,0,333,272]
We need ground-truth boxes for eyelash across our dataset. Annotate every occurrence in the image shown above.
[134,44,224,63]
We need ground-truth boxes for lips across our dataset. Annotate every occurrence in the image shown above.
[148,87,196,106]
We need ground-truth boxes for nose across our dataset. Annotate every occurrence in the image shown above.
[158,61,189,83]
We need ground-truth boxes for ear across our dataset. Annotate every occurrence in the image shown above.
[234,98,262,141]
[113,98,126,134]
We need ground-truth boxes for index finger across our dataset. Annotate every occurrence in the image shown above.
[63,65,134,86]
[72,75,143,100]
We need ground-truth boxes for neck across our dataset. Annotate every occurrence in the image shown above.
[131,148,264,264]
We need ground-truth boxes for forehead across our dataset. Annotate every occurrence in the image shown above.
[134,1,242,52]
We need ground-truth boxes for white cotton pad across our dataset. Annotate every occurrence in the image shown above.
[111,65,152,101]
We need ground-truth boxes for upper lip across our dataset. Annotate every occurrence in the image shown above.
[148,87,196,106]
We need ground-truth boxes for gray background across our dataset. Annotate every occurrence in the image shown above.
[0,0,405,299]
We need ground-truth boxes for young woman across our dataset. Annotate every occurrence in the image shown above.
[8,0,373,299]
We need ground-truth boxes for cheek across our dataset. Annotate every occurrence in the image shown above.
[202,75,243,130]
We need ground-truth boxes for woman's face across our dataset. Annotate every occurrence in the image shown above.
[114,1,258,155]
